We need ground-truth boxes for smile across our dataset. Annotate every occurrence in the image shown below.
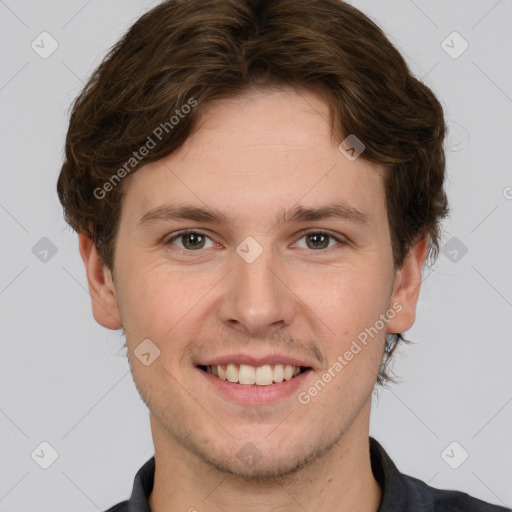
[198,363,308,386]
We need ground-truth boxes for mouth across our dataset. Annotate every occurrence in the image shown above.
[197,363,311,386]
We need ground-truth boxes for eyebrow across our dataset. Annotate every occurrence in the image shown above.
[137,201,369,229]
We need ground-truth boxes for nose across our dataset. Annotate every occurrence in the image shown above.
[218,241,296,336]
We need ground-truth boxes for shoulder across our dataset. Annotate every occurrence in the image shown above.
[404,473,511,512]
[369,437,509,512]
[102,500,129,512]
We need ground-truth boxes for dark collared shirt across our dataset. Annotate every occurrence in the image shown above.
[104,437,510,511]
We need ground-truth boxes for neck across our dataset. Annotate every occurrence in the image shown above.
[148,406,382,512]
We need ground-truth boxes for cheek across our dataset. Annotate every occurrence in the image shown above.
[296,261,393,395]
[299,261,393,336]
[116,258,214,342]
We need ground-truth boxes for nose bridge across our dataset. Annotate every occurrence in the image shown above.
[220,237,293,333]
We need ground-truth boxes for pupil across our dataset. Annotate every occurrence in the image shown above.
[308,233,328,249]
[185,233,204,249]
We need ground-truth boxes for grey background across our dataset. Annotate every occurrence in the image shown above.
[0,0,511,510]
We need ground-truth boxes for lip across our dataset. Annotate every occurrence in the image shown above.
[197,366,313,405]
[198,353,313,368]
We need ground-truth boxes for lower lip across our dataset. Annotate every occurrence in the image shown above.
[197,367,312,405]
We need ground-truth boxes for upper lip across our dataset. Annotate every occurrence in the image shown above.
[198,353,313,368]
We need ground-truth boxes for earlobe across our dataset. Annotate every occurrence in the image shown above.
[78,233,123,330]
[387,236,429,334]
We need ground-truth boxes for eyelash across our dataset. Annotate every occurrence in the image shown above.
[163,229,347,253]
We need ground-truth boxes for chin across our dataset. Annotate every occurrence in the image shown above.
[184,428,342,482]
[199,446,314,481]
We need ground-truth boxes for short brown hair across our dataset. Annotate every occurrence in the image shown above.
[57,0,448,386]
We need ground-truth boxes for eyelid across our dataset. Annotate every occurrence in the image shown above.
[295,228,347,243]
[164,229,217,246]
[292,229,348,250]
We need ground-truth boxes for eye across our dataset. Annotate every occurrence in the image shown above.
[164,230,217,251]
[292,230,346,251]
[164,229,346,252]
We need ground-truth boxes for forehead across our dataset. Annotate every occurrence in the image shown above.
[121,88,386,229]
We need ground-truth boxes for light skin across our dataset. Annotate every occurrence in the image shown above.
[79,87,427,511]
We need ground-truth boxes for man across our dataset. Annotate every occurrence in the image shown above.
[57,0,510,510]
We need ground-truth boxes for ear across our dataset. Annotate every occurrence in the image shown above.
[387,235,428,334]
[78,233,122,330]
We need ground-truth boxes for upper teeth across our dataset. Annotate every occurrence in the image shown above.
[206,364,301,386]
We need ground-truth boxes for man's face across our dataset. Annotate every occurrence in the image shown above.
[92,87,419,479]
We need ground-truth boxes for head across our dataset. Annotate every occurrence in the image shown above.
[57,0,448,479]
